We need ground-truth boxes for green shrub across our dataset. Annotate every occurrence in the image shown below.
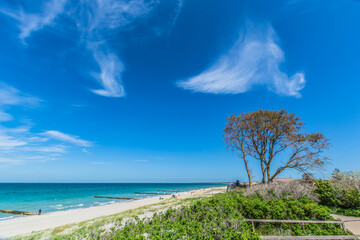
[332,207,360,217]
[315,180,360,209]
[102,192,346,239]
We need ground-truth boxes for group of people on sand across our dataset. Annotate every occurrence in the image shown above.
[159,193,180,200]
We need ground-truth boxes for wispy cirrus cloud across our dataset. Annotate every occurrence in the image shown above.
[80,0,160,97]
[26,145,67,153]
[0,83,92,166]
[0,134,27,148]
[0,0,67,40]
[0,111,12,122]
[0,155,58,167]
[90,161,104,165]
[75,0,158,34]
[1,0,184,98]
[177,23,306,98]
[0,157,25,165]
[90,48,125,97]
[0,82,40,122]
[43,130,92,147]
[0,82,39,106]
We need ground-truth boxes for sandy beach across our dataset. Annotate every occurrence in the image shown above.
[0,187,225,238]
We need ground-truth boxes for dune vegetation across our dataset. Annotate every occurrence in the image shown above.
[19,173,360,239]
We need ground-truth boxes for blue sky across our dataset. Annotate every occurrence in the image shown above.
[0,0,359,183]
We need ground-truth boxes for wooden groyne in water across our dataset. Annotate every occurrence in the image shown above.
[94,196,136,200]
[0,209,37,215]
[156,189,185,192]
[134,192,168,195]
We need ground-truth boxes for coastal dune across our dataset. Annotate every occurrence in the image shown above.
[0,187,224,238]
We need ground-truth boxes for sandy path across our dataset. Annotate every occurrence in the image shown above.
[0,187,225,238]
[332,214,360,235]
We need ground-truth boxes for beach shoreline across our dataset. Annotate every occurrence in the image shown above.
[0,186,226,238]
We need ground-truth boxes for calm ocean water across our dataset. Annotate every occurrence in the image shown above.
[0,183,226,220]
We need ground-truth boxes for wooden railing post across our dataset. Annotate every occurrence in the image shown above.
[341,222,347,231]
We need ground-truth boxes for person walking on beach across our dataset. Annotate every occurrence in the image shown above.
[38,209,42,215]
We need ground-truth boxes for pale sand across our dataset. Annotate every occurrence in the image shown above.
[0,186,226,238]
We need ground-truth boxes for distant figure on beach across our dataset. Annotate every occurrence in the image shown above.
[171,194,176,198]
[38,209,42,215]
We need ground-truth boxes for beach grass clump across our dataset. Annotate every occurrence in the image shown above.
[17,198,181,240]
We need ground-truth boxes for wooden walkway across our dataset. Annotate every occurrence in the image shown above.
[332,214,360,235]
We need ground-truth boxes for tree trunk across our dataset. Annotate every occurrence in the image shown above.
[243,158,252,188]
[260,160,266,184]
[266,166,271,183]
[239,142,252,188]
[269,166,286,182]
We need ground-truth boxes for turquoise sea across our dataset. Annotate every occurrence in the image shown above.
[0,183,226,220]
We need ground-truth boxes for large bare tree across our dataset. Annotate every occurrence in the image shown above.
[223,109,330,187]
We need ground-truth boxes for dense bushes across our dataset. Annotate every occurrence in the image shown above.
[314,170,360,216]
[331,207,360,217]
[108,193,259,240]
[238,170,360,218]
[103,192,346,239]
[315,180,360,209]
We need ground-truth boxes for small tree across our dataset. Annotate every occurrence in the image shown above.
[302,172,315,184]
[331,168,341,180]
[223,109,330,187]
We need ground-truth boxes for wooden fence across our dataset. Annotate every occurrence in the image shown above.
[260,236,358,240]
[244,219,359,240]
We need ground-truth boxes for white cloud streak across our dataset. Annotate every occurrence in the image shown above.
[168,0,184,32]
[0,82,39,106]
[0,135,27,148]
[0,0,67,40]
[0,83,92,166]
[0,111,12,122]
[178,24,306,98]
[76,0,158,34]
[43,130,92,147]
[1,0,183,98]
[90,48,125,97]
[81,0,159,97]
[29,145,67,153]
[0,157,25,165]
[0,156,57,166]
[0,82,39,123]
